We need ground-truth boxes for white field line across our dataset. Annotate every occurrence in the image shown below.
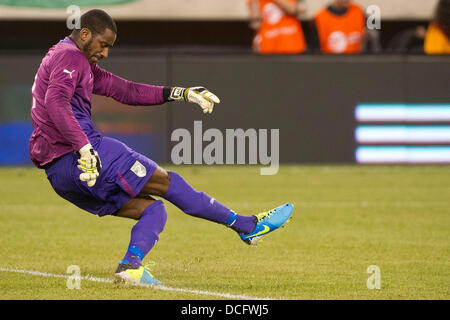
[0,267,275,300]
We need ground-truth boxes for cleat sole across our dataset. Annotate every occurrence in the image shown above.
[114,272,161,286]
[244,216,293,245]
[281,217,293,228]
[114,271,137,285]
[240,203,294,246]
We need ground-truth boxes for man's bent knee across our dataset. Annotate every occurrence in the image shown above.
[140,166,171,197]
[116,197,156,220]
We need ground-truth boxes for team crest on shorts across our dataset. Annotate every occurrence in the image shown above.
[130,160,146,178]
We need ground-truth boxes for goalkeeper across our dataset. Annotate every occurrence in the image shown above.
[29,9,293,285]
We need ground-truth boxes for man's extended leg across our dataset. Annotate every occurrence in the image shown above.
[138,166,257,234]
[114,197,167,285]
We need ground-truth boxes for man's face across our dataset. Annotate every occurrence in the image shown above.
[79,28,116,64]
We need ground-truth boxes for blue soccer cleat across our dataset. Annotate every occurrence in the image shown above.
[239,203,293,245]
[114,262,162,286]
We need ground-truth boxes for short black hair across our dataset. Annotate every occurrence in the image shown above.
[435,0,450,38]
[73,9,117,35]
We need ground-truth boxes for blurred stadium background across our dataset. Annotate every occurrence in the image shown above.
[0,0,449,166]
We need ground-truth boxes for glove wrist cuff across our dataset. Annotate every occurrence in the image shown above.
[78,143,93,157]
[169,87,187,101]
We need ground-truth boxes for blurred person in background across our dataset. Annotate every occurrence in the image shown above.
[310,0,378,54]
[247,0,307,54]
[386,25,427,54]
[424,0,450,54]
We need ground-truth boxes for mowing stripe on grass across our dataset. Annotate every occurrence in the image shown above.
[0,267,275,300]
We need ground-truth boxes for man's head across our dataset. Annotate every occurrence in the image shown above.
[70,9,117,64]
[435,0,450,38]
[332,0,351,10]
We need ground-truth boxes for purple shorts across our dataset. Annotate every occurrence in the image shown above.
[45,136,158,217]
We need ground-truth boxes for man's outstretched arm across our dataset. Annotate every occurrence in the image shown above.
[91,64,220,113]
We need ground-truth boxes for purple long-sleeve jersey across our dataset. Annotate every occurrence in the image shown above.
[29,37,167,168]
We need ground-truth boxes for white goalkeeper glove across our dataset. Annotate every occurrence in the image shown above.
[77,143,102,187]
[169,86,220,114]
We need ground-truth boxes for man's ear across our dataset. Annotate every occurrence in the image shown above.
[79,28,92,42]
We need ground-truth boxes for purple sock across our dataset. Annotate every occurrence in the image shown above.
[121,200,167,268]
[227,211,257,235]
[164,171,256,234]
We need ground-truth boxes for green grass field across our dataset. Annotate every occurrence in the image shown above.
[0,165,449,300]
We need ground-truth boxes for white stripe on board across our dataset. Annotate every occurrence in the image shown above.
[355,126,450,144]
[355,146,450,163]
[0,267,275,300]
[355,105,450,122]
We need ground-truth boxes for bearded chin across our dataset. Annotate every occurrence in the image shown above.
[83,38,94,61]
